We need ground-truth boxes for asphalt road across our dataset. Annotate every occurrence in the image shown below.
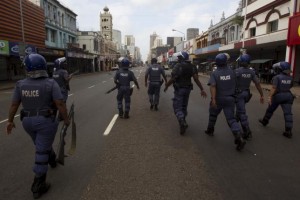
[0,66,299,200]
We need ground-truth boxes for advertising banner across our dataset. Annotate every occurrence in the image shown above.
[9,42,37,56]
[287,14,300,46]
[0,40,9,55]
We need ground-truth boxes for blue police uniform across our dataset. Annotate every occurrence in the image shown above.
[52,68,69,102]
[235,67,259,132]
[114,67,138,118]
[12,77,63,175]
[171,60,197,124]
[260,73,294,137]
[207,54,246,151]
[6,53,69,199]
[145,63,166,110]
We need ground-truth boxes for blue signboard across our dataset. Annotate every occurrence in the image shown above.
[9,42,36,56]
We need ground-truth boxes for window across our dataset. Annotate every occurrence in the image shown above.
[50,29,56,42]
[229,26,235,42]
[83,44,86,50]
[267,20,278,33]
[249,27,256,37]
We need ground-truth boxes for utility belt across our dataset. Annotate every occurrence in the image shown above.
[174,83,193,90]
[20,109,57,121]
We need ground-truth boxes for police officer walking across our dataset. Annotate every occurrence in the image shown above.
[114,57,140,118]
[205,53,246,151]
[5,53,70,199]
[52,57,73,102]
[259,61,294,138]
[164,51,207,135]
[145,58,167,111]
[235,54,264,139]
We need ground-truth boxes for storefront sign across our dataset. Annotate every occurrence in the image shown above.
[287,14,300,46]
[37,48,65,56]
[9,42,37,56]
[0,40,9,55]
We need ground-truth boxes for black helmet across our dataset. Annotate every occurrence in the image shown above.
[151,58,158,64]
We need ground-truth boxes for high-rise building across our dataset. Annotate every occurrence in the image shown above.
[187,28,199,40]
[100,6,113,41]
[124,35,135,46]
[150,32,159,49]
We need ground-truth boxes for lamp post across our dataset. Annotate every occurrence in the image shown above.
[172,29,185,41]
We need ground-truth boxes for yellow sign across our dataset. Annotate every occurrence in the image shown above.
[298,24,300,37]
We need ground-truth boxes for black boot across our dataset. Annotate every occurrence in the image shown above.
[179,119,188,135]
[259,118,268,126]
[205,127,214,136]
[31,174,50,199]
[242,126,252,140]
[119,110,124,118]
[233,132,246,151]
[154,105,158,111]
[283,127,292,138]
[48,151,57,168]
[124,111,129,119]
[150,104,154,110]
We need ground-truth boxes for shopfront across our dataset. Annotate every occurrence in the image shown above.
[287,13,300,83]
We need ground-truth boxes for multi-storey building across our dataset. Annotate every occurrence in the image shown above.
[187,28,199,41]
[100,6,113,41]
[77,31,103,72]
[0,0,45,81]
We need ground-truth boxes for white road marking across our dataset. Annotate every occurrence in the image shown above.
[88,85,95,89]
[103,114,118,136]
[0,114,20,124]
[68,93,74,97]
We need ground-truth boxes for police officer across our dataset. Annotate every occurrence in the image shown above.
[52,57,73,102]
[259,61,294,138]
[114,57,140,118]
[205,53,230,136]
[145,58,167,111]
[206,53,246,151]
[5,53,69,199]
[235,54,264,139]
[164,51,207,135]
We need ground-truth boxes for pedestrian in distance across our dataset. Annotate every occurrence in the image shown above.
[145,57,168,111]
[259,61,295,138]
[205,53,246,151]
[114,57,140,119]
[52,57,73,102]
[235,54,264,140]
[5,53,70,199]
[164,51,207,135]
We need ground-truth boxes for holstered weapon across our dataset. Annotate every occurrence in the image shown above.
[56,103,76,165]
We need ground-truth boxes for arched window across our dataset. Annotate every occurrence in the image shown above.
[229,26,235,42]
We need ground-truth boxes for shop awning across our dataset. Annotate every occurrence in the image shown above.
[250,59,273,64]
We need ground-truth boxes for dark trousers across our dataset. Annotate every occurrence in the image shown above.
[172,88,191,121]
[117,86,131,112]
[208,96,241,133]
[148,82,161,105]
[263,92,294,129]
[22,116,58,177]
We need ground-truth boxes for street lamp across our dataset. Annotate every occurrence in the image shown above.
[172,29,185,41]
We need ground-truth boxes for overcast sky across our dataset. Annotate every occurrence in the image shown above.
[59,0,241,61]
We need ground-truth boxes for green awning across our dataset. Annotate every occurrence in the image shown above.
[250,59,273,64]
